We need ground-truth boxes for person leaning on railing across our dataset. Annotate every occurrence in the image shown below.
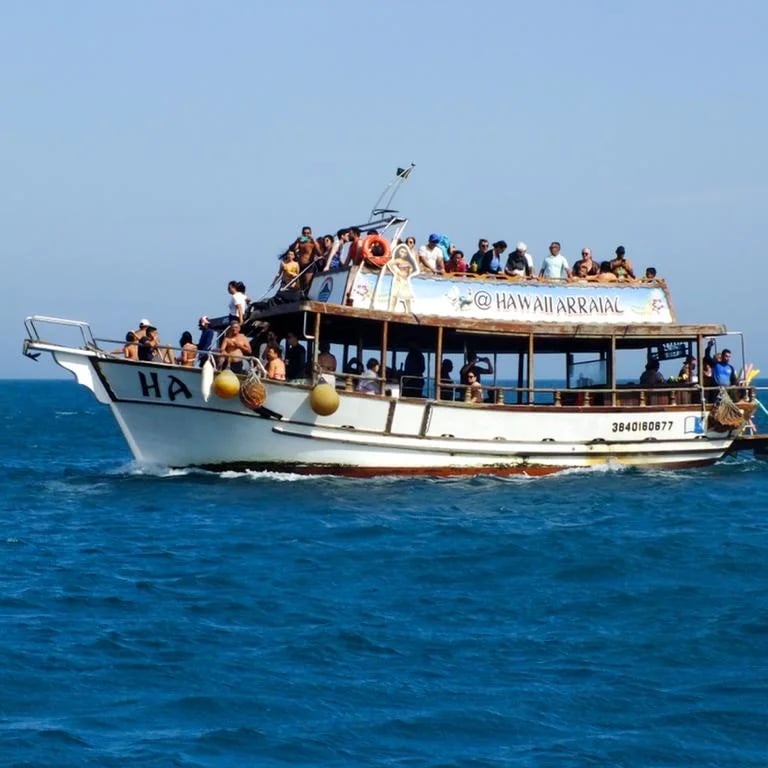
[219,322,252,374]
[639,359,664,387]
[196,316,216,367]
[176,331,197,367]
[112,331,138,360]
[466,371,483,403]
[357,358,381,395]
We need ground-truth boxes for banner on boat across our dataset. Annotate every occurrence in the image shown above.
[338,270,674,324]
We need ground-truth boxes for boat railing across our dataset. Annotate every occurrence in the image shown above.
[25,315,100,350]
[100,338,269,374]
[430,382,759,409]
[94,339,764,414]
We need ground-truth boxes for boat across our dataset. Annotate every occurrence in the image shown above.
[22,171,766,476]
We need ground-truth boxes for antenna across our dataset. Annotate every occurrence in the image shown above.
[368,163,415,222]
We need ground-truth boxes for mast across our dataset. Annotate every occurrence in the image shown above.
[368,164,415,222]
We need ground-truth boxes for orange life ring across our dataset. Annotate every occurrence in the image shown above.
[361,234,391,268]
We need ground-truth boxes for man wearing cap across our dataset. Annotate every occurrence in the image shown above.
[417,234,445,275]
[504,242,533,277]
[134,318,153,340]
[610,246,635,280]
[196,316,216,367]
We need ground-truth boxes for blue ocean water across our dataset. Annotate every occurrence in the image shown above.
[2,380,768,767]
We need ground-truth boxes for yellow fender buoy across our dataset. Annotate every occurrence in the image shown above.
[309,382,340,416]
[213,369,241,399]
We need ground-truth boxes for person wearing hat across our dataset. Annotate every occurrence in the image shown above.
[417,234,445,275]
[196,315,216,367]
[504,241,532,277]
[610,246,635,280]
[134,318,153,340]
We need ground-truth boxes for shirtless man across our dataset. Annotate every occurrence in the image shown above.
[134,318,152,340]
[265,344,286,380]
[219,322,252,373]
[610,246,635,280]
[289,226,322,290]
[317,341,337,372]
[572,247,599,277]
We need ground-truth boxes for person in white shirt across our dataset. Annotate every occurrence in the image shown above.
[227,280,248,323]
[357,358,381,394]
[539,242,571,279]
[418,234,445,275]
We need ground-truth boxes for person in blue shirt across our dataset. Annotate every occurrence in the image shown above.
[196,316,216,367]
[704,340,738,387]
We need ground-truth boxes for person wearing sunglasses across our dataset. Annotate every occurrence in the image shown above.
[572,247,599,277]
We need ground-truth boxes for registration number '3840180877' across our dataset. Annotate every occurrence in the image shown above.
[611,420,674,433]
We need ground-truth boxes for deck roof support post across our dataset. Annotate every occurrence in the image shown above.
[528,333,534,405]
[436,326,444,400]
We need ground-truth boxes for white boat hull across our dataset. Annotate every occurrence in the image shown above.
[45,347,734,476]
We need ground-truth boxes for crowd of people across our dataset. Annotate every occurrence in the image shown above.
[267,225,660,285]
[119,315,300,381]
[116,309,500,402]
[638,340,740,400]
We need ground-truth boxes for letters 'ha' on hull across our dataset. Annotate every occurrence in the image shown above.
[23,218,759,476]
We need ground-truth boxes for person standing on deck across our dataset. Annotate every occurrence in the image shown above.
[288,226,322,290]
[539,241,571,279]
[284,332,307,380]
[196,316,216,367]
[418,234,445,275]
[460,351,494,385]
[572,247,599,277]
[504,242,533,277]
[469,238,490,273]
[323,229,350,272]
[705,340,738,387]
[227,280,248,324]
[483,240,507,275]
[610,246,636,280]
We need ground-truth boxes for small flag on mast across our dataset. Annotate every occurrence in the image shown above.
[396,165,414,179]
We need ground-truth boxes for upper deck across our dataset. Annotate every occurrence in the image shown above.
[249,196,727,340]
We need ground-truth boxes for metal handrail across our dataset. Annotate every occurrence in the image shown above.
[24,315,99,349]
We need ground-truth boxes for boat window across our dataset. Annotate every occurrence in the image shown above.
[567,354,607,389]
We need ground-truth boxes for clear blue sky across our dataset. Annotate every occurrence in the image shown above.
[4,0,767,379]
